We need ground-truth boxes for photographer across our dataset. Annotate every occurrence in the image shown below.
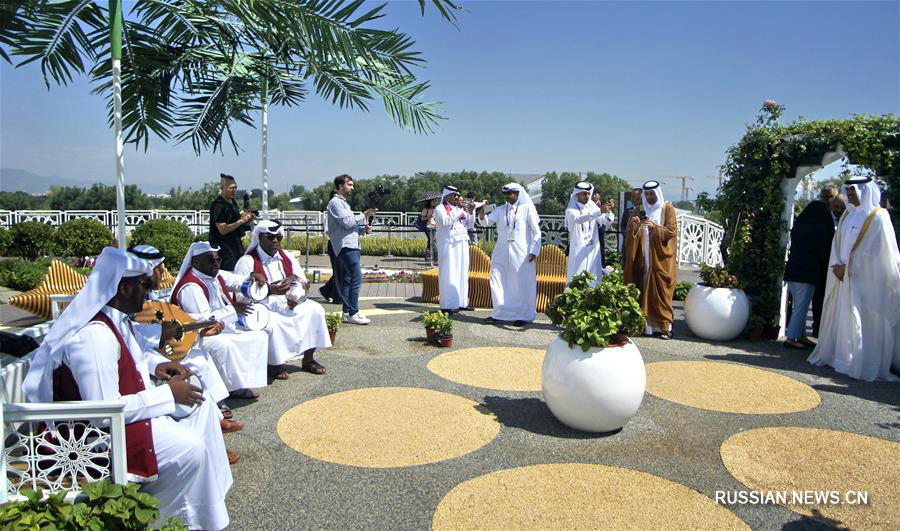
[210,174,256,271]
[327,174,376,325]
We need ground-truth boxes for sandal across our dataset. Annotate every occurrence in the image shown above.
[219,403,233,420]
[784,338,809,350]
[229,388,260,400]
[659,332,671,340]
[301,360,326,375]
[227,450,240,465]
[268,365,289,380]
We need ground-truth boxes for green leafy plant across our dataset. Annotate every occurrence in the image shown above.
[0,226,11,255]
[604,249,622,269]
[0,479,186,530]
[325,312,342,333]
[546,270,645,351]
[674,281,693,301]
[747,314,767,332]
[130,220,194,273]
[699,265,738,289]
[421,310,444,330]
[8,221,55,261]
[434,312,453,338]
[51,218,115,258]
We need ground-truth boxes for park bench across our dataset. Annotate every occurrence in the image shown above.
[535,244,568,314]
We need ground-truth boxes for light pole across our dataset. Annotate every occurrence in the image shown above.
[110,0,126,249]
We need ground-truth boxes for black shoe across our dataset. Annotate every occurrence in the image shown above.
[513,320,528,327]
[484,316,497,323]
[458,306,474,311]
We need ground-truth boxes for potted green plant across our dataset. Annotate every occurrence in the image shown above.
[435,313,453,347]
[421,310,442,342]
[684,264,749,341]
[325,312,342,345]
[542,270,646,433]
[747,314,765,342]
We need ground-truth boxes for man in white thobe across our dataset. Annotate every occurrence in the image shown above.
[234,220,331,379]
[565,182,616,283]
[128,244,239,432]
[479,183,542,325]
[434,185,476,312]
[808,176,900,381]
[23,247,231,530]
[170,242,269,398]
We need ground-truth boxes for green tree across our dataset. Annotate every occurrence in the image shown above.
[0,191,50,210]
[538,171,631,215]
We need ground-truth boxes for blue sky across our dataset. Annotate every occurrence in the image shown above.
[1,0,898,199]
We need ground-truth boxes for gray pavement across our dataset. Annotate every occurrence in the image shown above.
[219,289,899,530]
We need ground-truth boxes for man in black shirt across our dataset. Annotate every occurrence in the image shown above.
[209,174,255,271]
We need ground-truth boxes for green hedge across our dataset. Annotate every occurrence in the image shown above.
[51,218,114,258]
[0,227,10,255]
[0,258,91,291]
[8,221,55,260]
[283,235,498,258]
[130,219,194,272]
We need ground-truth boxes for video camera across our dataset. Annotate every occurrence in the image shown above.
[366,183,391,209]
[242,193,260,217]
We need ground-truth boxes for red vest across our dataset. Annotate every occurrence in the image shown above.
[171,270,235,306]
[251,249,293,281]
[52,312,159,479]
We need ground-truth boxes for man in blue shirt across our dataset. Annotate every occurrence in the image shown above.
[327,175,376,324]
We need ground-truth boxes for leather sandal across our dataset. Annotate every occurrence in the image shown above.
[301,360,326,375]
[220,419,243,434]
[227,450,240,465]
[228,388,260,399]
[268,365,289,380]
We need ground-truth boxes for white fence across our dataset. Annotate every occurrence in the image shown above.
[0,209,724,267]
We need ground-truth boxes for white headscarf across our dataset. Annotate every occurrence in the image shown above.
[128,244,164,269]
[566,182,597,230]
[641,180,666,224]
[842,176,881,214]
[246,219,285,256]
[24,247,154,403]
[501,182,534,208]
[440,186,460,204]
[172,242,220,291]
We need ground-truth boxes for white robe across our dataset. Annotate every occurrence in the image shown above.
[234,248,331,365]
[808,208,900,381]
[174,269,269,391]
[565,203,614,283]
[62,306,231,530]
[481,202,542,321]
[435,203,475,310]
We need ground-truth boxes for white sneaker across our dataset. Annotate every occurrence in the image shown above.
[346,313,370,325]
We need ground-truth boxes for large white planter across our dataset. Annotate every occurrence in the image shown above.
[684,284,750,341]
[541,335,645,433]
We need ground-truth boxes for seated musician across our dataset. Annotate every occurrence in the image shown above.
[170,242,269,398]
[23,247,232,530]
[234,220,331,379]
[128,244,244,437]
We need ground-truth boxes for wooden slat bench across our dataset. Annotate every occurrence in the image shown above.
[420,245,493,308]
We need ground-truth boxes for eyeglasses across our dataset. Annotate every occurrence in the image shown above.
[262,233,283,240]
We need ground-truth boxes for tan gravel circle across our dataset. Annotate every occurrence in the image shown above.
[721,427,900,529]
[427,347,545,391]
[432,463,749,530]
[276,387,499,468]
[645,361,820,414]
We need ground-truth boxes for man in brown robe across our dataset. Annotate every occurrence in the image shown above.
[623,180,677,339]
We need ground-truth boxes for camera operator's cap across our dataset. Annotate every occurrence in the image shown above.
[127,244,165,268]
[642,180,660,190]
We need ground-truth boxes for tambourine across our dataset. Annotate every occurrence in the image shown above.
[170,374,205,420]
[241,279,269,302]
[237,304,270,331]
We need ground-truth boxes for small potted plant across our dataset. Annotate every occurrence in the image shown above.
[434,313,454,347]
[421,310,442,342]
[325,312,342,345]
[684,264,750,341]
[542,270,646,433]
[747,315,765,342]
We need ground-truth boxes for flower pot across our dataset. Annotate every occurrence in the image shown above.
[438,335,453,348]
[762,326,781,341]
[684,284,750,341]
[329,330,337,345]
[748,330,763,342]
[541,334,645,433]
[426,327,435,342]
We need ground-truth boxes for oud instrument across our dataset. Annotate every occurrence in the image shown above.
[133,301,218,361]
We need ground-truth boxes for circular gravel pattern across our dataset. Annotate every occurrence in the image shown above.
[645,361,820,414]
[276,387,500,468]
[427,347,545,391]
[721,427,900,528]
[433,463,748,530]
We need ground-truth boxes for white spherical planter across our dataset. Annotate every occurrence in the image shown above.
[541,335,645,433]
[684,284,750,341]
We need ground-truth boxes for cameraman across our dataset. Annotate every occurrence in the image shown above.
[210,174,255,271]
[327,175,377,325]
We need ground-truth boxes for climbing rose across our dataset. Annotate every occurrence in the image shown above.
[764,99,777,106]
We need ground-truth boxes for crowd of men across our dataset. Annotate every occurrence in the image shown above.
[18,171,898,528]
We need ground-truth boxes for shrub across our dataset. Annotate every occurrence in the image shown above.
[421,310,445,330]
[0,480,186,530]
[8,221,55,260]
[0,258,91,291]
[325,312,342,333]
[699,264,738,289]
[434,311,453,338]
[130,219,194,272]
[547,270,645,351]
[674,281,693,301]
[194,231,210,242]
[0,226,11,255]
[51,218,114,258]
[604,250,622,268]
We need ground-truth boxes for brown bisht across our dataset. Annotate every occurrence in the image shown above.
[623,202,677,332]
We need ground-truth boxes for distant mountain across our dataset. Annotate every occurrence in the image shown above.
[0,168,100,194]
